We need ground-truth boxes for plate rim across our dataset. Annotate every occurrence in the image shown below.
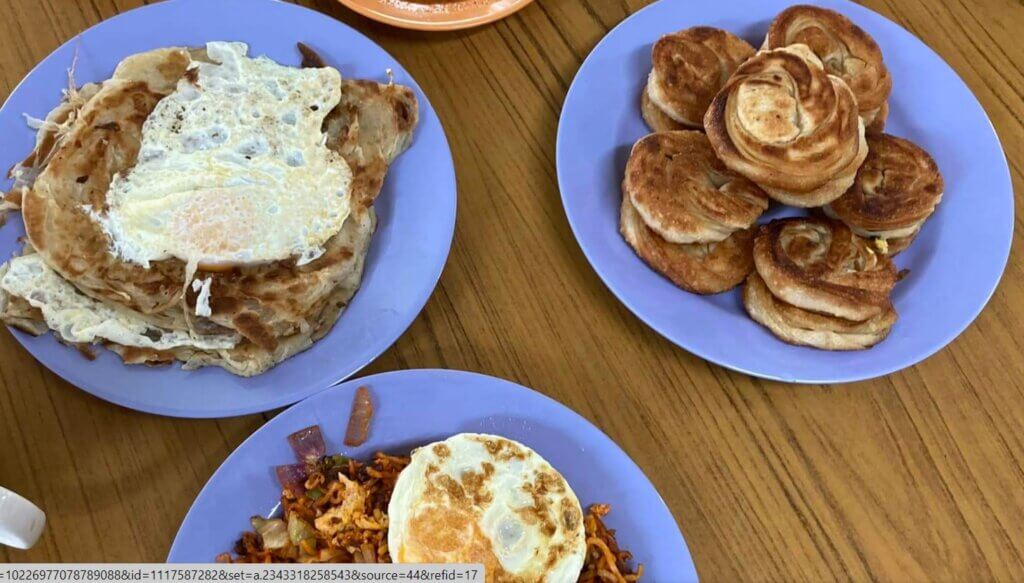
[555,0,1014,384]
[166,368,696,578]
[336,0,536,31]
[0,0,458,416]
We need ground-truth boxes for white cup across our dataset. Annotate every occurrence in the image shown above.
[0,487,45,549]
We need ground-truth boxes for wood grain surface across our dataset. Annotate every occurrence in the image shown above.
[1,0,1022,580]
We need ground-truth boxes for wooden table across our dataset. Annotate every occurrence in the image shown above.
[1,0,1022,579]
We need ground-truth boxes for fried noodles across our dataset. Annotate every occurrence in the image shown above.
[220,455,643,580]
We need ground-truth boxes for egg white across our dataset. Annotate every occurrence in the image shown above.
[0,254,237,350]
[388,433,586,581]
[96,42,352,268]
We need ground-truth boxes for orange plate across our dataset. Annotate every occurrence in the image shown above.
[337,0,534,31]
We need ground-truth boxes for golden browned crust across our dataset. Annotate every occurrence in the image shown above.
[623,131,768,243]
[0,290,47,335]
[881,232,915,256]
[640,89,687,133]
[743,271,896,350]
[764,5,892,121]
[0,207,374,378]
[66,206,375,377]
[646,27,755,128]
[6,46,417,376]
[620,196,754,294]
[704,45,868,207]
[103,343,178,366]
[23,77,188,317]
[752,217,898,321]
[824,133,943,242]
[865,100,888,134]
[323,80,419,210]
[112,47,194,95]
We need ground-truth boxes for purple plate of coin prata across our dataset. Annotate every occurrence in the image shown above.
[0,0,456,416]
[167,369,697,580]
[556,0,1013,383]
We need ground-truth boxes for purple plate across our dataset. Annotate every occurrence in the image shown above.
[167,369,696,579]
[0,0,456,416]
[556,0,1013,383]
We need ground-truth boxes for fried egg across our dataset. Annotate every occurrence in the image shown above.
[387,433,586,581]
[95,42,352,268]
[0,254,237,350]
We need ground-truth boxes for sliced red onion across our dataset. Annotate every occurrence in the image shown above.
[287,425,326,463]
[344,386,374,447]
[275,463,308,493]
